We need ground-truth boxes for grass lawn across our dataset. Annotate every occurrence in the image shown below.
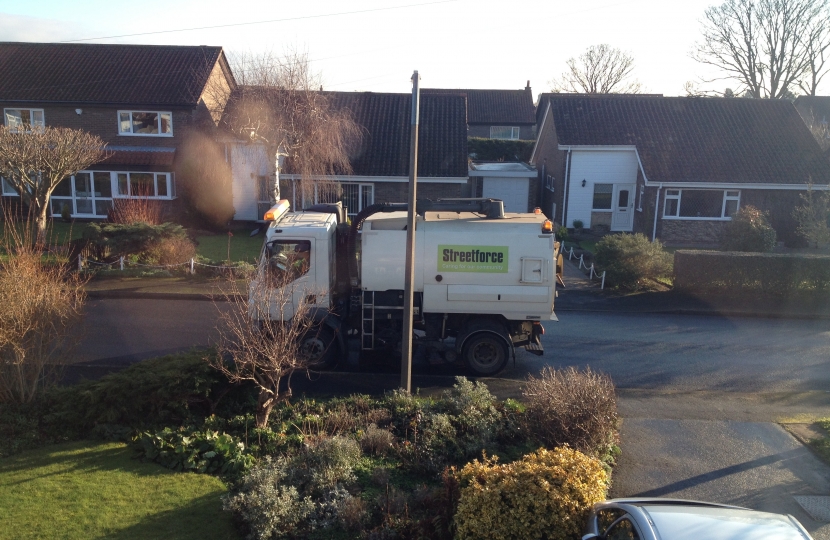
[0,441,239,540]
[0,219,86,247]
[194,227,263,263]
[810,418,830,465]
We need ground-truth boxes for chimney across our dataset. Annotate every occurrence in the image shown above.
[526,80,531,92]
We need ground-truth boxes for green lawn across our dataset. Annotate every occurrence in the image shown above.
[0,441,239,540]
[194,227,264,263]
[0,219,85,247]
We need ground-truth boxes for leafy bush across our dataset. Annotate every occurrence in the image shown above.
[145,235,198,265]
[594,233,672,289]
[82,222,189,261]
[721,205,777,252]
[360,423,395,456]
[443,376,502,452]
[223,457,315,540]
[294,435,362,496]
[455,447,608,540]
[42,350,232,436]
[523,367,619,461]
[467,137,534,162]
[133,426,254,477]
[673,250,830,292]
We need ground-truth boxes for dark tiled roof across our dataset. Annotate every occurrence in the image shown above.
[0,42,226,106]
[324,91,468,177]
[423,88,535,124]
[99,147,176,167]
[539,93,830,184]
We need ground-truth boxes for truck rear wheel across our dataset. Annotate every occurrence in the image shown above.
[463,333,509,376]
[300,327,337,368]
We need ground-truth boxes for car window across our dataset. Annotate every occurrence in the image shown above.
[597,508,627,531]
[604,516,640,540]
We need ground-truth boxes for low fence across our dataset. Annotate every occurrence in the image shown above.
[674,250,830,293]
[562,246,606,289]
[78,255,252,276]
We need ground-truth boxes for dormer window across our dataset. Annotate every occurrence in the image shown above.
[4,108,44,132]
[118,110,173,136]
[490,126,520,140]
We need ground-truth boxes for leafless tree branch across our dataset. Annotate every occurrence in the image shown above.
[550,44,642,94]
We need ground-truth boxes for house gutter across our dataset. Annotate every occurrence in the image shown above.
[562,146,572,227]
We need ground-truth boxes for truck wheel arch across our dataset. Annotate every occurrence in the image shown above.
[456,318,514,366]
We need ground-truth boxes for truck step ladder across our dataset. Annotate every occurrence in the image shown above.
[361,291,375,350]
[522,338,544,356]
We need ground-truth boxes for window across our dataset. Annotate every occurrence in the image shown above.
[1,177,18,196]
[593,183,613,210]
[118,110,173,136]
[257,175,272,220]
[490,126,520,140]
[4,108,44,132]
[309,182,374,218]
[663,189,740,220]
[266,239,311,282]
[545,174,555,191]
[114,172,174,198]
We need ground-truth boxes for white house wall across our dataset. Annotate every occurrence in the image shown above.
[231,144,270,221]
[482,176,531,213]
[567,150,638,228]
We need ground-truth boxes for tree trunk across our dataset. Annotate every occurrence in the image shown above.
[35,200,49,248]
[255,388,277,428]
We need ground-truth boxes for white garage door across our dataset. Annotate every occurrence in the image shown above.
[482,177,530,213]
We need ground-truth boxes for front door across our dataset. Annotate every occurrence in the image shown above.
[611,184,635,232]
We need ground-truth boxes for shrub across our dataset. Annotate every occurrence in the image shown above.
[443,376,502,451]
[109,193,163,225]
[82,222,190,261]
[145,235,198,265]
[594,233,672,289]
[454,448,608,540]
[223,457,315,540]
[133,426,254,477]
[572,219,584,229]
[522,366,618,460]
[289,435,362,496]
[360,423,395,456]
[467,137,534,162]
[721,205,777,252]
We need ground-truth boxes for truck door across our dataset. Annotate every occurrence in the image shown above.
[263,238,315,320]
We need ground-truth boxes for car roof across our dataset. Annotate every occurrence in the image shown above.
[597,499,812,540]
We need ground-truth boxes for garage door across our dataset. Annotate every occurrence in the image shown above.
[482,177,529,213]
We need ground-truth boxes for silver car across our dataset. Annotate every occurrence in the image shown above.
[582,498,813,540]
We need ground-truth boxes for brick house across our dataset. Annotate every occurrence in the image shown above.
[423,84,536,140]
[531,93,830,246]
[228,91,469,221]
[0,42,235,219]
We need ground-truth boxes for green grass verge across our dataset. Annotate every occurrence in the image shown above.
[809,418,830,465]
[194,227,263,263]
[0,219,85,247]
[0,441,239,540]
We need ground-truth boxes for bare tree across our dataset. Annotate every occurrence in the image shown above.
[209,268,332,428]
[798,108,830,151]
[793,184,830,247]
[695,0,830,99]
[798,13,830,95]
[550,45,642,94]
[207,50,362,206]
[0,126,106,244]
[0,209,86,403]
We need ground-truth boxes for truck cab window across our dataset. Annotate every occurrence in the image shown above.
[266,240,311,281]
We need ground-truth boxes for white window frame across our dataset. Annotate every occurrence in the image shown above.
[545,174,555,192]
[1,177,19,196]
[4,108,45,132]
[113,171,175,199]
[117,110,173,137]
[663,188,741,220]
[305,182,374,217]
[489,126,520,140]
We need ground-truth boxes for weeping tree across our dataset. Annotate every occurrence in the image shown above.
[207,50,362,206]
[0,126,106,244]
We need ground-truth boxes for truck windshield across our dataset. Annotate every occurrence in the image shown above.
[266,240,311,281]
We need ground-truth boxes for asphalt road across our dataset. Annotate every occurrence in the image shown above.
[77,298,830,538]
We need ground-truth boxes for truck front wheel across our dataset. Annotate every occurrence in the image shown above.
[300,327,337,368]
[463,333,509,376]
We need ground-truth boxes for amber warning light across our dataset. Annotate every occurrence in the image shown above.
[264,200,291,221]
[542,220,553,233]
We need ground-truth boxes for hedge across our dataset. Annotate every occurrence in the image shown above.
[674,250,830,292]
[467,138,534,162]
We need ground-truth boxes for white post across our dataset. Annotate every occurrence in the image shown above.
[578,254,584,269]
[78,254,82,272]
[190,258,195,275]
[120,256,124,271]
[601,271,606,289]
[589,264,595,279]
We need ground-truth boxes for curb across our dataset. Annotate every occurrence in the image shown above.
[85,290,243,302]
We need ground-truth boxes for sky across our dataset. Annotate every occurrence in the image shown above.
[1,0,819,100]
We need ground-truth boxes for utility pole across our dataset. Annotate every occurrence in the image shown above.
[401,70,420,392]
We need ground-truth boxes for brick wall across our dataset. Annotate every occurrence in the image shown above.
[660,220,727,246]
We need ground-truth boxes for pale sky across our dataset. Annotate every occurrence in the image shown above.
[1,0,818,100]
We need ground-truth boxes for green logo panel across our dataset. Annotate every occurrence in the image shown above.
[438,245,509,273]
